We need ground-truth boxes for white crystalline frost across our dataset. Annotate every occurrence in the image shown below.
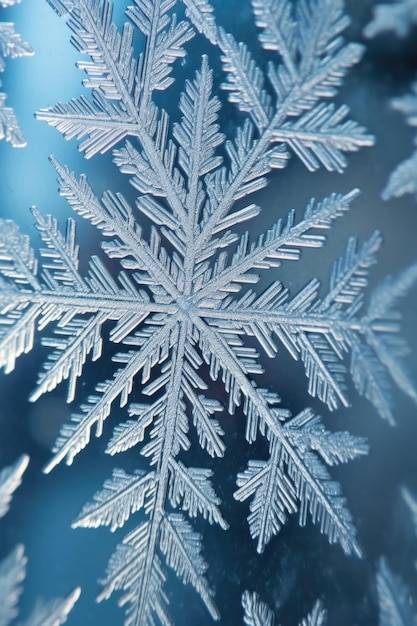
[0,0,416,624]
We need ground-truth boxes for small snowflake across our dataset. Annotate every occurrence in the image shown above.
[0,0,33,146]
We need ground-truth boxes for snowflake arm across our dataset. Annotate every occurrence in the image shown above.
[72,468,156,532]
[187,0,373,248]
[0,12,33,146]
[196,190,360,303]
[242,591,327,626]
[43,316,177,472]
[193,315,366,555]
[50,158,183,300]
[16,588,81,626]
[38,0,192,226]
[377,557,417,626]
[127,0,193,121]
[0,455,29,519]
[402,487,417,536]
[0,94,26,147]
[0,210,171,405]
[74,321,225,624]
[201,230,417,421]
[251,0,297,75]
[381,81,417,201]
[234,408,367,555]
[173,55,224,235]
[0,20,32,67]
[0,545,26,626]
[242,591,274,626]
[300,600,327,626]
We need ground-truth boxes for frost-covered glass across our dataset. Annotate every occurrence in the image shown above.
[1,1,417,625]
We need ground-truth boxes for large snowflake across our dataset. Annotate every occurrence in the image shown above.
[1,0,417,624]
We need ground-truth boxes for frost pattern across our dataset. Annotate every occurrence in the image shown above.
[0,0,33,146]
[242,591,327,626]
[0,457,80,626]
[364,0,417,38]
[0,0,417,624]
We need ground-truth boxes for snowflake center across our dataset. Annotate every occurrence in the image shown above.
[176,295,193,315]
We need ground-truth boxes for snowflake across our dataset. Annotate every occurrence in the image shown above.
[242,591,326,626]
[0,0,33,147]
[376,558,417,625]
[375,489,417,626]
[382,81,417,201]
[1,0,417,624]
[364,0,417,38]
[0,456,80,626]
[365,4,417,201]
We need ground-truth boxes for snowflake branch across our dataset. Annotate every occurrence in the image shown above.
[192,315,362,555]
[196,190,359,302]
[43,316,177,472]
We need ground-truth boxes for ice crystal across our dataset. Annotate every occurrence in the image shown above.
[0,457,80,626]
[0,0,33,147]
[1,0,417,624]
[242,591,326,626]
[364,0,417,38]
